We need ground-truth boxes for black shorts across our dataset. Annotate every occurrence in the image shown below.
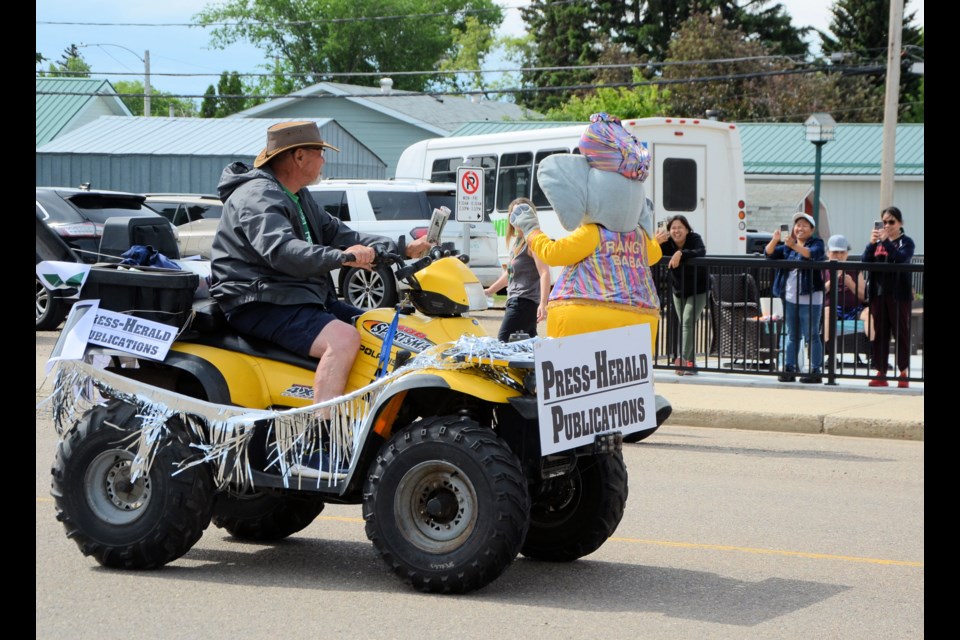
[226,300,363,356]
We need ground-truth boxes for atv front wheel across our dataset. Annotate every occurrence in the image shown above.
[50,400,214,569]
[363,416,530,594]
[521,452,628,562]
[212,488,325,541]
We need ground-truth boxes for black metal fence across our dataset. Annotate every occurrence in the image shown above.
[652,255,924,385]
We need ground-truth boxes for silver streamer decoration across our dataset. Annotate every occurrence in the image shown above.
[44,333,538,493]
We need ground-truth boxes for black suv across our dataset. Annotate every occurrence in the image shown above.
[35,186,171,330]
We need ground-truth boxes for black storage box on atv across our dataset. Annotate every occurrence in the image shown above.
[80,264,198,328]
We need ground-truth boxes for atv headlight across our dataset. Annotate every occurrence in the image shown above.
[465,282,488,311]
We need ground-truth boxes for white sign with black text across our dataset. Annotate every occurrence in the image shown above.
[534,325,655,455]
[86,308,177,361]
[455,167,484,223]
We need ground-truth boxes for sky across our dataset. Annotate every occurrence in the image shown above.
[36,0,925,102]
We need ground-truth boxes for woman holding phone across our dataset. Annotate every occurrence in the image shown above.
[862,206,915,387]
[765,212,826,383]
[655,215,707,374]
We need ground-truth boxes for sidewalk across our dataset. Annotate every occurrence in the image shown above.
[470,308,925,442]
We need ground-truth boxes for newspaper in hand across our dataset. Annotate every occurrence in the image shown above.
[426,206,451,244]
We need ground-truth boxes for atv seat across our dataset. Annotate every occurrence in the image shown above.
[187,298,321,372]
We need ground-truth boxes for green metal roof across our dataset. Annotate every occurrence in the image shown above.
[450,120,582,136]
[448,120,924,177]
[36,77,131,147]
[739,122,923,176]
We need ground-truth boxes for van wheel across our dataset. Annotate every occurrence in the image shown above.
[212,489,325,541]
[36,275,67,330]
[521,452,627,562]
[363,416,530,594]
[50,400,214,569]
[342,265,398,310]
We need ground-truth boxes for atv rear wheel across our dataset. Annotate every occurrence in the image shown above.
[521,452,628,562]
[212,489,325,541]
[363,416,530,594]
[50,400,214,569]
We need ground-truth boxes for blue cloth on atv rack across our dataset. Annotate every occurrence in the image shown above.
[119,245,182,270]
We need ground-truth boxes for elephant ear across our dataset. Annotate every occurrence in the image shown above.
[584,168,647,233]
[536,154,589,232]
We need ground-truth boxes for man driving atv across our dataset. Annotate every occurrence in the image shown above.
[209,121,433,423]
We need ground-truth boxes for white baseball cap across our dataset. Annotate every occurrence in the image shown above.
[827,234,850,252]
[792,212,816,228]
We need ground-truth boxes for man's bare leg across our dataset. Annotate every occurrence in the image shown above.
[309,320,361,419]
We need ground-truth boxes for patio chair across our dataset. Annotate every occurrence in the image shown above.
[709,273,779,371]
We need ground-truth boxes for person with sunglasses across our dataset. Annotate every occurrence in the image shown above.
[861,206,916,388]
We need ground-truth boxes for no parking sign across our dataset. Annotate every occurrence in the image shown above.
[456,167,484,222]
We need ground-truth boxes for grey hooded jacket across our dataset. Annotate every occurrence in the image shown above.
[210,162,397,313]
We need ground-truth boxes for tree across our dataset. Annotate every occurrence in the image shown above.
[113,80,199,117]
[820,0,923,122]
[544,81,670,121]
[663,12,874,122]
[42,44,91,78]
[517,0,597,112]
[194,0,503,93]
[517,1,808,113]
[198,72,249,118]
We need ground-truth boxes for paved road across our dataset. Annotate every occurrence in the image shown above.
[35,330,923,639]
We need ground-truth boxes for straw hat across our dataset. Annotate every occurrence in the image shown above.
[253,121,340,168]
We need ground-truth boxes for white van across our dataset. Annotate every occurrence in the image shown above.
[395,117,749,265]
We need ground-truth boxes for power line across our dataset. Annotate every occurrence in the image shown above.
[36,63,887,101]
[37,53,815,82]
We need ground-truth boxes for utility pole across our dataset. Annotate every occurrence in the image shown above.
[879,0,904,210]
[144,50,151,117]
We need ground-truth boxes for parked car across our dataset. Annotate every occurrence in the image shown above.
[144,194,223,259]
[143,181,502,310]
[35,186,176,330]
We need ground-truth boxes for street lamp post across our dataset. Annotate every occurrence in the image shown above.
[79,43,151,116]
[804,113,837,229]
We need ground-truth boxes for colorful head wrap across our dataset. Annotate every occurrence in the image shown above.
[578,112,650,182]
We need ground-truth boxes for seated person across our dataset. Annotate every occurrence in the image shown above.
[210,121,433,413]
[823,234,873,345]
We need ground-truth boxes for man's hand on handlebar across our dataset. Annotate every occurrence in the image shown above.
[405,236,435,259]
[342,244,376,269]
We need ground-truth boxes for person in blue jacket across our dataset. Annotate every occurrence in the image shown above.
[764,212,826,383]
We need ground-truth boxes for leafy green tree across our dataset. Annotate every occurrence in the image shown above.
[113,80,199,117]
[42,44,91,77]
[544,81,670,121]
[437,16,496,95]
[629,0,807,61]
[517,0,597,112]
[201,86,219,118]
[820,0,923,122]
[517,1,807,112]
[194,0,503,93]
[663,12,874,122]
[197,72,249,118]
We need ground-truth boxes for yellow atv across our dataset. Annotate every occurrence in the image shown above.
[50,245,671,594]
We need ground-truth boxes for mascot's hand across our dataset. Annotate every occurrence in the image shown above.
[510,203,540,237]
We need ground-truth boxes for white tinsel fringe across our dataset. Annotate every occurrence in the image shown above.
[46,334,538,492]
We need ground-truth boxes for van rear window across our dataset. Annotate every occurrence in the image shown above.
[662,158,698,211]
